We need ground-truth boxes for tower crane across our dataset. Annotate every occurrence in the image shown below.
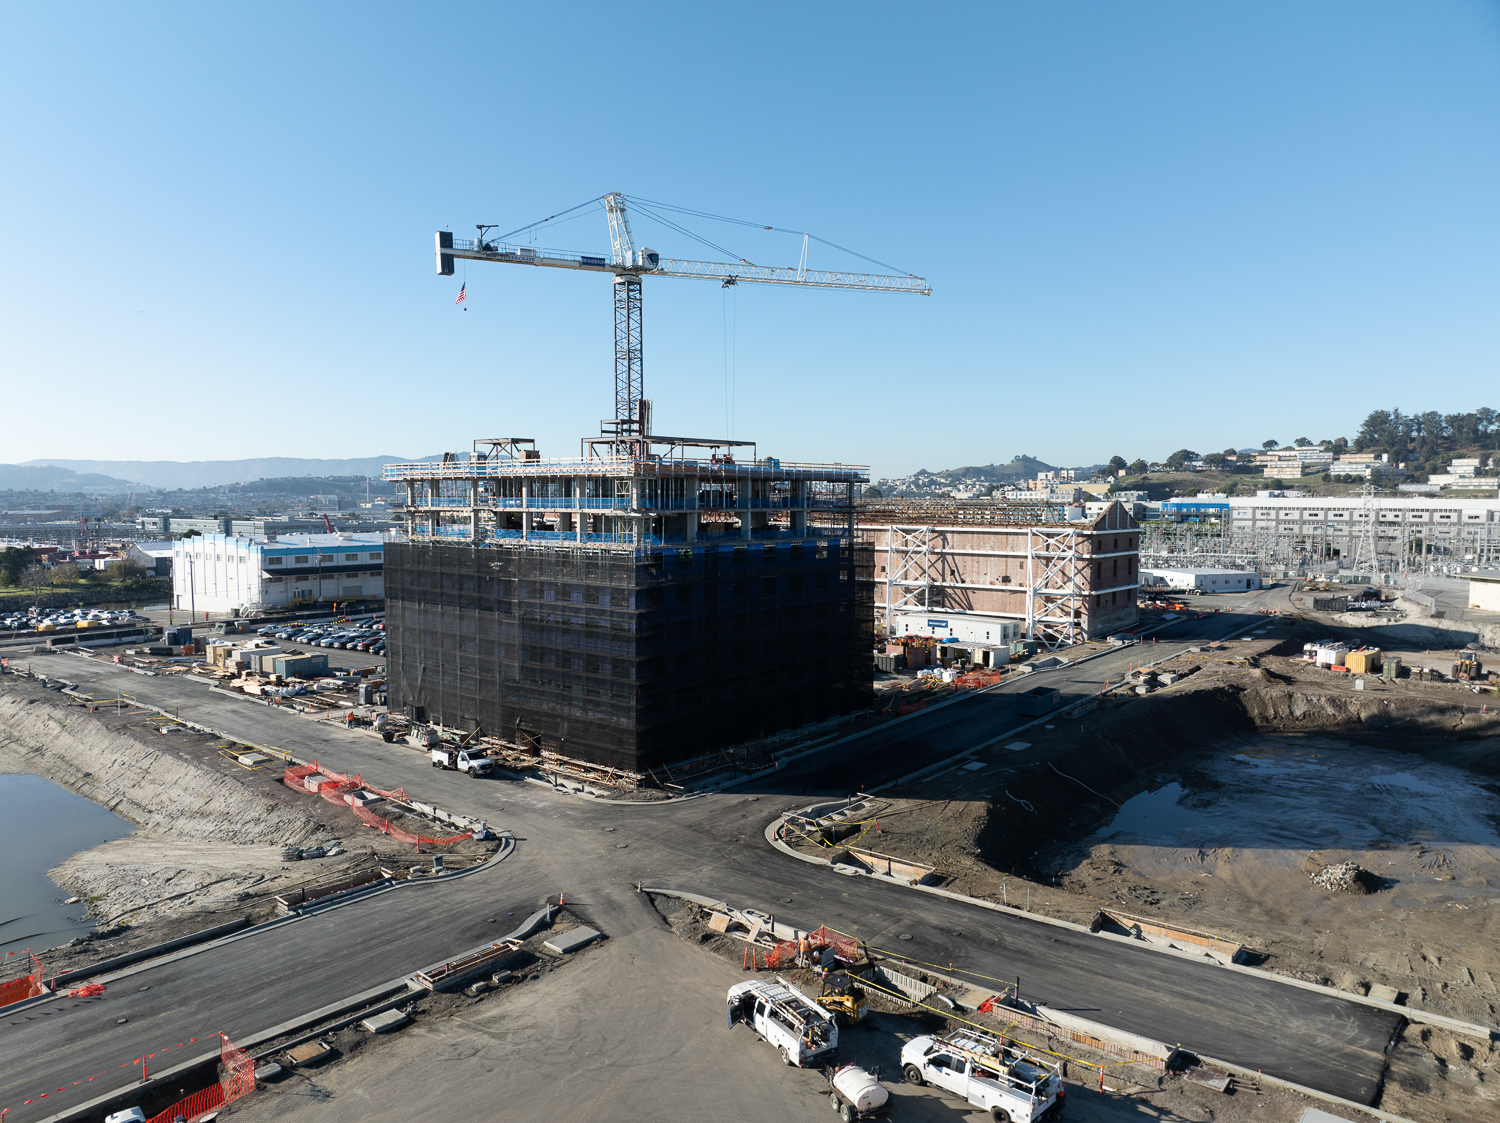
[436,193,930,453]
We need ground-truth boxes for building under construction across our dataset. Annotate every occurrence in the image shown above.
[390,191,934,782]
[382,433,872,780]
[845,498,1141,648]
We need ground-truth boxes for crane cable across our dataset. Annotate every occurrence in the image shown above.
[629,195,917,276]
[488,193,916,278]
[493,196,605,243]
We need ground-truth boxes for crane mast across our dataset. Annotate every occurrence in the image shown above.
[436,193,929,454]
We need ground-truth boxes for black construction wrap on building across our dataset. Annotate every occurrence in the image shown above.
[384,539,874,774]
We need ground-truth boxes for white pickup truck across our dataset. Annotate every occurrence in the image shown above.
[726,977,839,1068]
[430,747,495,778]
[901,1028,1063,1123]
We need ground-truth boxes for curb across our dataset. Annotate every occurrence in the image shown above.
[761,812,1496,1042]
[1194,1052,1418,1123]
[51,917,251,987]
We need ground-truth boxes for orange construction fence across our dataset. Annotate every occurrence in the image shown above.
[281,761,467,845]
[0,951,47,1009]
[349,802,472,845]
[144,1033,255,1123]
[282,760,408,802]
[808,925,859,962]
[765,940,800,969]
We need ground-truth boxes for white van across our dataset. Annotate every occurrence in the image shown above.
[726,977,839,1068]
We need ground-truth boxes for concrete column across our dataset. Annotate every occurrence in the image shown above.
[791,478,806,536]
[575,476,586,542]
[522,478,531,539]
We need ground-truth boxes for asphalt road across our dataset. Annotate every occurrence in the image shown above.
[1,586,1401,1119]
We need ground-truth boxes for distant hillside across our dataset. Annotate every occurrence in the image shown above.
[0,464,141,493]
[875,456,1107,498]
[18,455,443,490]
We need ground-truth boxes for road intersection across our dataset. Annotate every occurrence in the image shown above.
[3,587,1403,1119]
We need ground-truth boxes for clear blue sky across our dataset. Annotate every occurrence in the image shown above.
[3,2,1498,480]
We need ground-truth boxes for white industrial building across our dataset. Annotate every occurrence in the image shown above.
[888,611,1022,646]
[172,532,387,615]
[1140,567,1261,592]
[1468,573,1500,612]
[1227,494,1500,528]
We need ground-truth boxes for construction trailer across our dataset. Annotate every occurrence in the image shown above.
[382,433,874,778]
[841,499,1140,649]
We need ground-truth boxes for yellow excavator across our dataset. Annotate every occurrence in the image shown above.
[816,972,869,1026]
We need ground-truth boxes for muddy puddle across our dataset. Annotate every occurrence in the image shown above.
[1094,735,1500,857]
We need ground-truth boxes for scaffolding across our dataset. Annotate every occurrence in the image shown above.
[859,502,1134,649]
[385,535,873,776]
[1025,526,1086,649]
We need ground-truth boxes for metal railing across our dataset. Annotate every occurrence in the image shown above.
[383,456,866,484]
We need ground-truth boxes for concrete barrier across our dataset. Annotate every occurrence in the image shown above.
[1094,908,1245,965]
[867,964,939,1003]
[276,868,394,912]
[834,845,936,885]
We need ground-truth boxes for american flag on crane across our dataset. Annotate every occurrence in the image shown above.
[455,282,466,306]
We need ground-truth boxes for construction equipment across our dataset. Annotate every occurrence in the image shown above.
[1454,649,1484,681]
[320,512,335,534]
[816,971,869,1026]
[436,193,930,455]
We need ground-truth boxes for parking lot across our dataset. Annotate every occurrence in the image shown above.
[0,605,151,638]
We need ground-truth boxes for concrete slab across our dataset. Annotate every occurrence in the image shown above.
[543,926,601,955]
[1367,984,1404,1004]
[285,1041,333,1066]
[360,1009,410,1033]
[237,752,270,766]
[1004,741,1031,752]
[1298,1109,1357,1123]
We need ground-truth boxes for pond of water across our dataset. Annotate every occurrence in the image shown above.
[1095,738,1500,853]
[0,773,133,960]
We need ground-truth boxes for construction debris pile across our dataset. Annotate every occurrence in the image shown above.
[1308,861,1372,893]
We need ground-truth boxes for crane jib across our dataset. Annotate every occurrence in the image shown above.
[436,235,930,294]
[433,218,929,444]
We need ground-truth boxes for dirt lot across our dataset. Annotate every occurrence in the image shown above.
[787,634,1500,1121]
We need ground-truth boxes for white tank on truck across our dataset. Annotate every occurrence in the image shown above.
[826,1063,890,1120]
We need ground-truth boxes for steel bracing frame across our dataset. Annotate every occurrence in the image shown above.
[884,526,936,617]
[1025,526,1085,650]
[875,523,1087,649]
